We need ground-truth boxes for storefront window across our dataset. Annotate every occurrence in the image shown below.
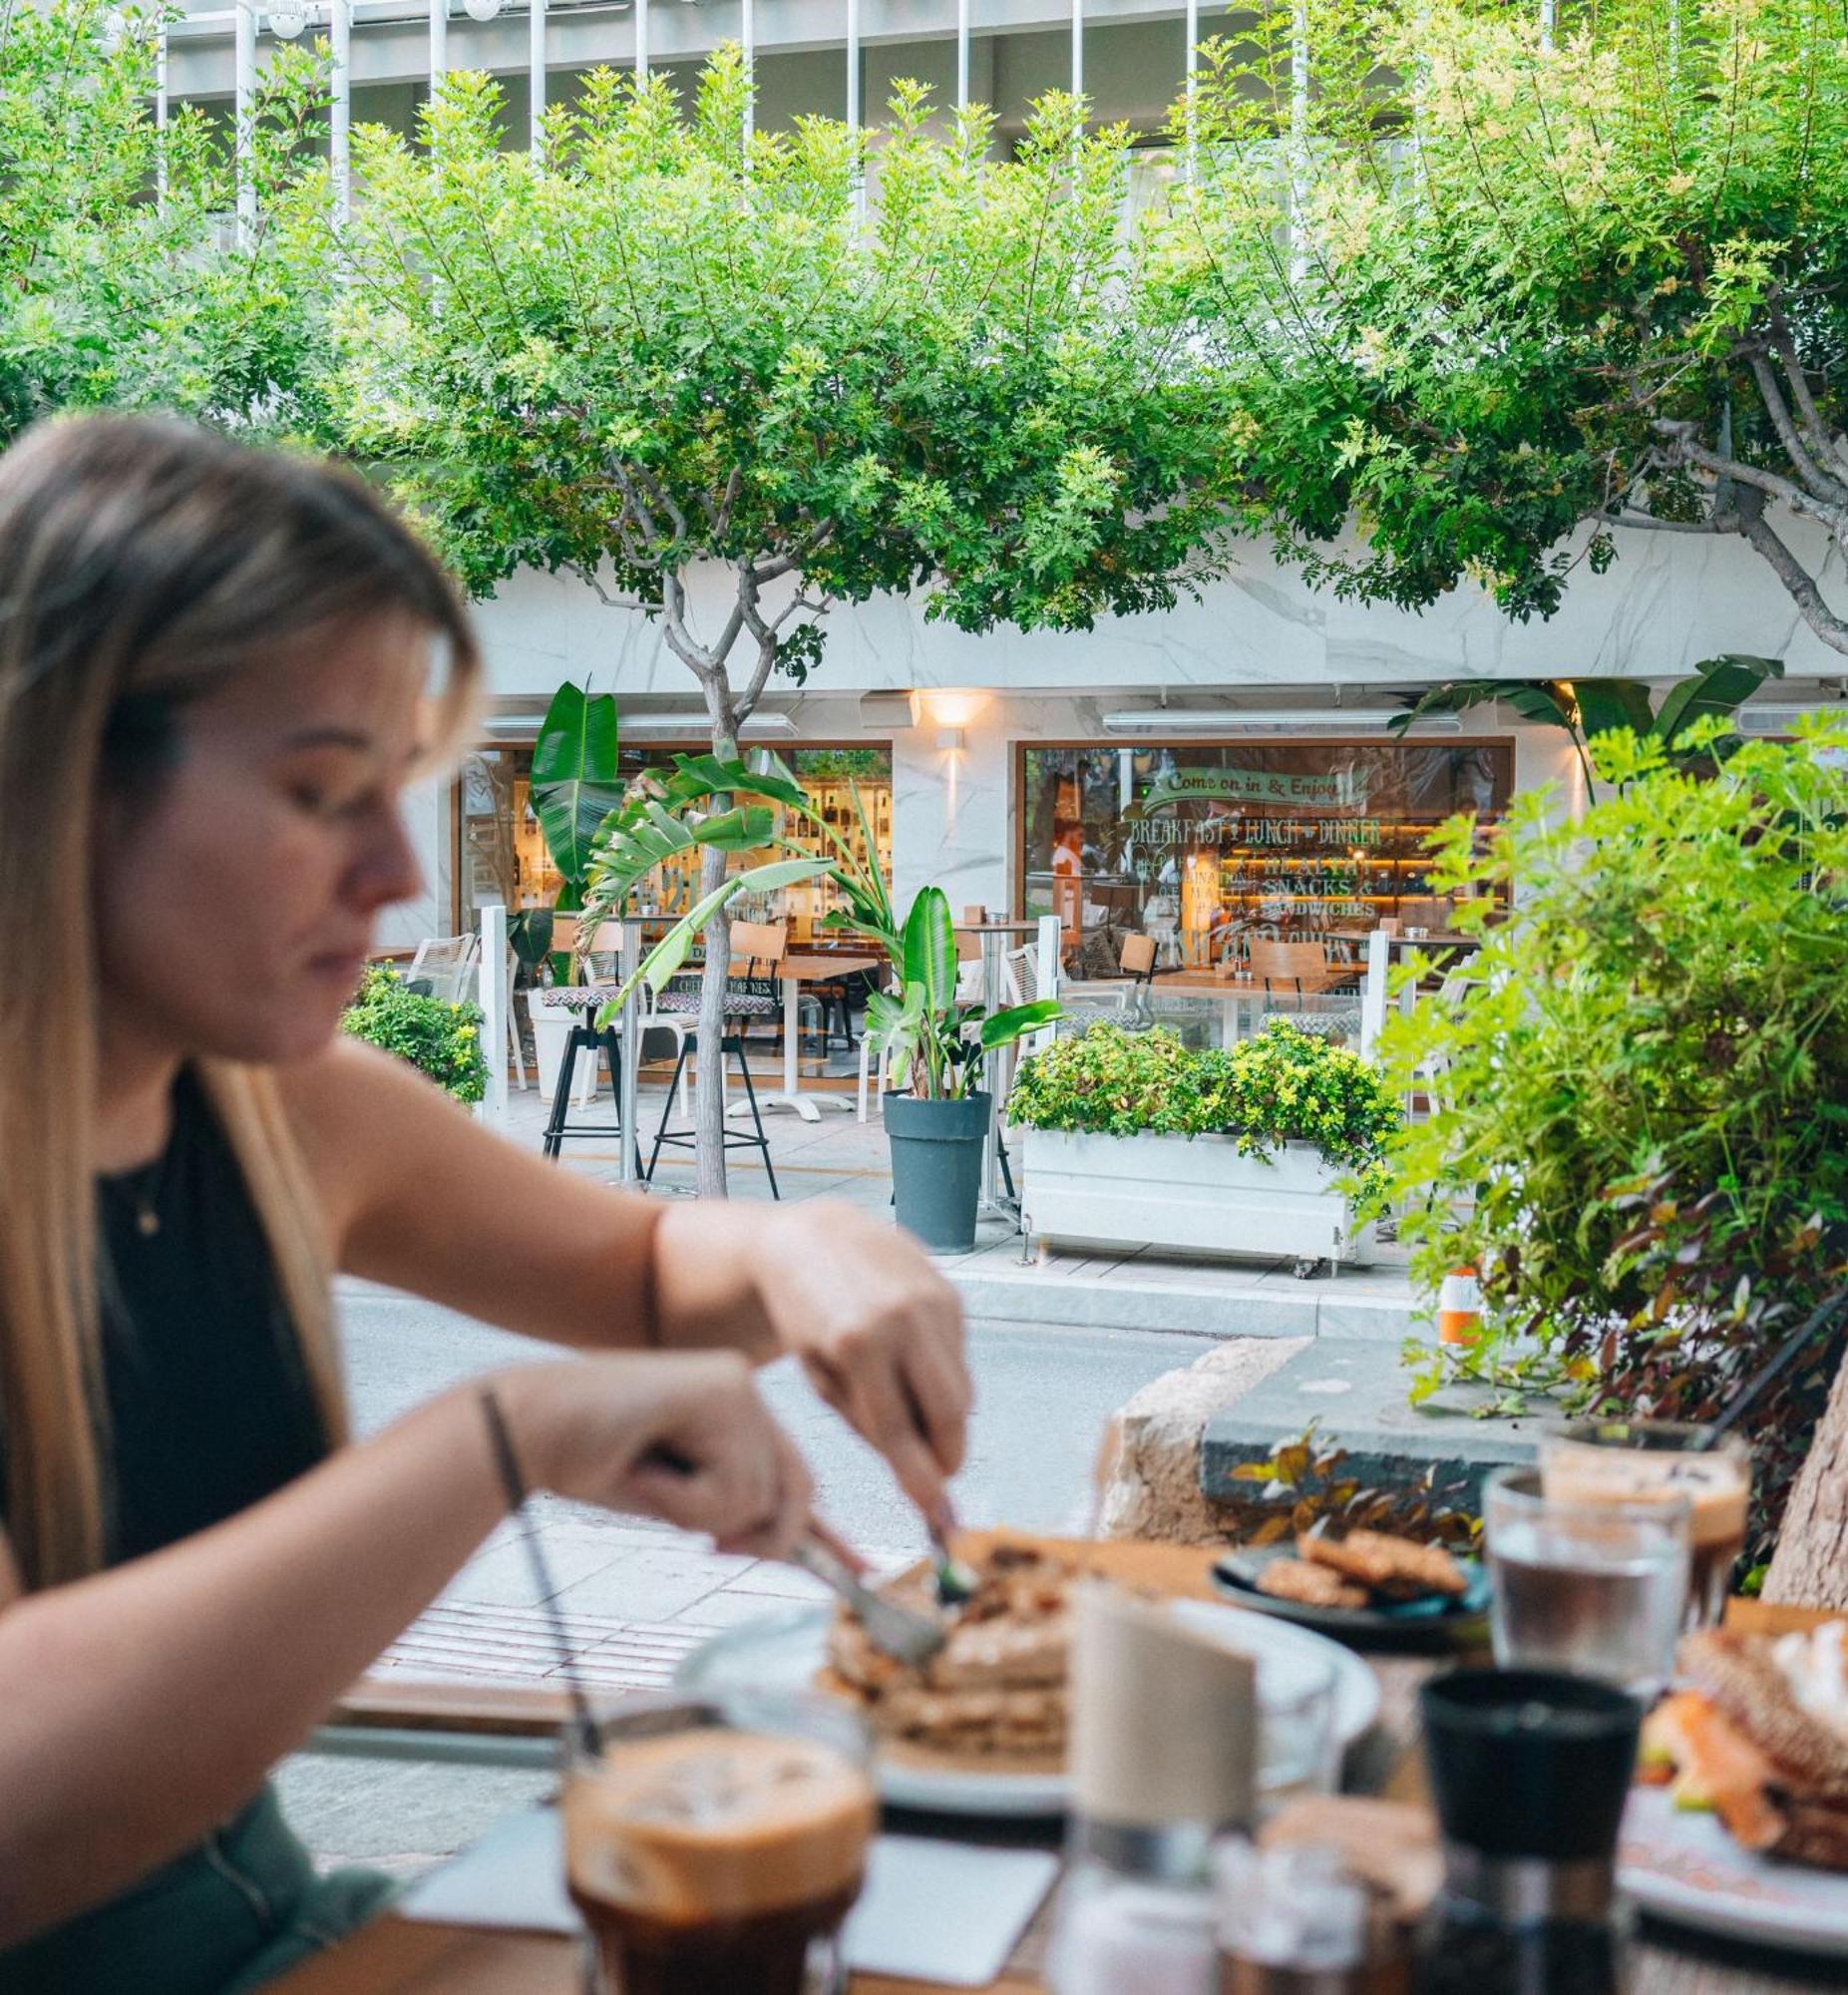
[459,742,892,940]
[1020,739,1512,969]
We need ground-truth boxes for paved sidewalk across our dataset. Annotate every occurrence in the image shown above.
[501,1060,1417,1341]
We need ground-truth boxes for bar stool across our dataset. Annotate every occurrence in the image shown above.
[539,987,645,1173]
[646,920,784,1197]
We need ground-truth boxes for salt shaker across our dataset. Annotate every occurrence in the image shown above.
[1046,1584,1260,1995]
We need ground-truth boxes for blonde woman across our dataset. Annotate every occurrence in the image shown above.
[0,416,970,1993]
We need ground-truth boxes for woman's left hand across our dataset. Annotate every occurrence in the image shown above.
[747,1201,971,1530]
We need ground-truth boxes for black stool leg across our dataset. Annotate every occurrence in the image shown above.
[597,1026,645,1179]
[646,1037,693,1183]
[732,1040,780,1200]
[543,1024,586,1159]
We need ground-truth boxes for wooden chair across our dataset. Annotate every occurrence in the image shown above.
[1247,938,1351,997]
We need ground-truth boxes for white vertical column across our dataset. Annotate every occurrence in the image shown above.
[429,0,447,109]
[846,0,860,131]
[1539,0,1557,48]
[1183,0,1199,178]
[636,0,649,75]
[530,0,547,155]
[1033,913,1062,1051]
[742,0,755,148]
[155,18,170,209]
[1359,927,1390,1060]
[1071,0,1082,105]
[330,0,352,225]
[481,904,510,1120]
[234,0,256,240]
[956,0,969,109]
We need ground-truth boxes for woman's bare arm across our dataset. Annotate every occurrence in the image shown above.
[0,1350,809,1949]
[281,1043,973,1521]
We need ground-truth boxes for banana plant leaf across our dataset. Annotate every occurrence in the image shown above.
[530,683,624,888]
[1653,654,1782,746]
[1571,678,1657,740]
[902,887,957,1017]
[662,751,806,809]
[980,998,1062,1047]
[1387,680,1577,735]
[595,857,835,1022]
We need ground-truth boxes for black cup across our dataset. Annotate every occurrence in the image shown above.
[1419,1669,1641,1864]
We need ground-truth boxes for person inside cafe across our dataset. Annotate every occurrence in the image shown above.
[0,414,971,1993]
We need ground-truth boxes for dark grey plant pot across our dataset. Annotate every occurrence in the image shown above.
[885,1090,991,1253]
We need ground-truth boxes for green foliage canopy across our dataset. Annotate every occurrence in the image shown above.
[1156,0,1848,654]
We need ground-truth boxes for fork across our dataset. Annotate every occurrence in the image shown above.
[792,1531,948,1668]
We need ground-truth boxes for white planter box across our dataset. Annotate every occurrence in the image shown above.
[1020,1127,1375,1267]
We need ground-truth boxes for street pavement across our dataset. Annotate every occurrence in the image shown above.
[279,1279,1209,1874]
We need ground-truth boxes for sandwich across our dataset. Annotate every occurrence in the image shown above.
[1640,1622,1848,1871]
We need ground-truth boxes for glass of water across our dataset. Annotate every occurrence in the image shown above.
[1484,1467,1690,1700]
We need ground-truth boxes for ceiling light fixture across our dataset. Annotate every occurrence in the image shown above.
[267,1,309,36]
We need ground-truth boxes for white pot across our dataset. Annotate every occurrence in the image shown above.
[1019,1127,1375,1266]
[530,992,601,1108]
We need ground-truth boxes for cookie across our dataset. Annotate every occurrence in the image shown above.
[1257,1557,1368,1611]
[1301,1529,1468,1601]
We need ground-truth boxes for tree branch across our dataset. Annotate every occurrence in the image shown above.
[579,569,651,611]
[1656,423,1844,529]
[1609,510,1725,536]
[1732,490,1848,660]
[1745,350,1848,503]
[1766,310,1848,477]
[752,518,836,586]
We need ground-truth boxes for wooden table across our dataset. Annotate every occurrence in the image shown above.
[280,1545,1844,1995]
[722,950,881,1122]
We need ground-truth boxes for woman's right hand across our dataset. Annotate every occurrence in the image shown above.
[488,1352,812,1559]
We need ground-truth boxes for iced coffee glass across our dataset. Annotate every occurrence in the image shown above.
[563,1693,877,1995]
[1538,1418,1751,1630]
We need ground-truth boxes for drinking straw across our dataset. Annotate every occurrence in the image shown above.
[1700,1285,1848,1447]
[478,1387,600,1756]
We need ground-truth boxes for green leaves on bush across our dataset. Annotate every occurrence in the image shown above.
[1006,1019,1401,1184]
[1374,724,1848,1555]
[341,966,489,1105]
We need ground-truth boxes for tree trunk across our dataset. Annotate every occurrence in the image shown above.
[1763,1350,1848,1607]
[693,836,731,1198]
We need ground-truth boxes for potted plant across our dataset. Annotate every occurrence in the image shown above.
[865,886,1059,1252]
[524,681,626,1103]
[1006,1019,1399,1269]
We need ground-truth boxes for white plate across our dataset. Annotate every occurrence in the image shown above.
[1621,1787,1848,1957]
[676,1600,1380,1818]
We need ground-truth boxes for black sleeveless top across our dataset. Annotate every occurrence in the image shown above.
[50,1069,328,1566]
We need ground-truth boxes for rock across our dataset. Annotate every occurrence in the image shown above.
[1096,1338,1311,1544]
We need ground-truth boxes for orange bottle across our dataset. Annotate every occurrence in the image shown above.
[1437,1266,1482,1347]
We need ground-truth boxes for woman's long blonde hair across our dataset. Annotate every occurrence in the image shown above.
[0,414,482,1592]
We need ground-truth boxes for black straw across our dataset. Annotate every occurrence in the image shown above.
[478,1387,601,1757]
[1702,1286,1848,1446]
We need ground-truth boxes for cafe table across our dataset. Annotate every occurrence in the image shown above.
[719,948,882,1123]
[279,1543,1845,1995]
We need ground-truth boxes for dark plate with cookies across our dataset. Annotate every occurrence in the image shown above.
[1212,1529,1490,1649]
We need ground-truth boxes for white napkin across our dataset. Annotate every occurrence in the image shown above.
[400,1805,1058,1989]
